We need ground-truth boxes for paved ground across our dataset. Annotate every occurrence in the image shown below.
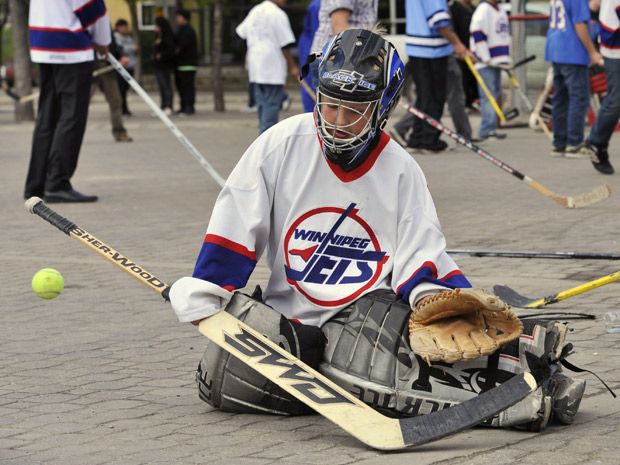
[1,89,618,465]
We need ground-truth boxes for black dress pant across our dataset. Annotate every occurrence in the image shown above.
[409,56,448,146]
[25,61,93,197]
[175,69,196,113]
[155,67,173,110]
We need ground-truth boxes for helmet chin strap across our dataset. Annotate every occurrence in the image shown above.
[325,130,381,172]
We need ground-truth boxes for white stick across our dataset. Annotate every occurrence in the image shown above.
[107,54,226,188]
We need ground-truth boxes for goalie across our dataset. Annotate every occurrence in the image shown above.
[169,28,585,429]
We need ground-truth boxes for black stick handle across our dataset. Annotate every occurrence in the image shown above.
[25,196,77,235]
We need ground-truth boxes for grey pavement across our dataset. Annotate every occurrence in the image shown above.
[0,89,619,465]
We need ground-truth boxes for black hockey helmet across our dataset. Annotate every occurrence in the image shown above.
[315,29,405,168]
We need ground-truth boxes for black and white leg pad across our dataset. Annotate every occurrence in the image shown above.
[320,290,569,428]
[196,291,325,415]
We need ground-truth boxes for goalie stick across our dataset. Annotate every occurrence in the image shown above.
[494,270,620,308]
[448,249,620,260]
[106,54,226,188]
[403,104,612,208]
[25,196,537,451]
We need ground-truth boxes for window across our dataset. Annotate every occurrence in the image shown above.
[138,1,156,30]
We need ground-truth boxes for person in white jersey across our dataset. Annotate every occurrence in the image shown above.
[25,0,110,203]
[236,0,298,133]
[168,29,586,429]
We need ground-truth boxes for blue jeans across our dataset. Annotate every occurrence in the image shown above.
[255,83,284,134]
[588,57,620,149]
[478,67,501,137]
[552,63,589,147]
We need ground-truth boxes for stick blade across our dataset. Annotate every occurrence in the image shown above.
[565,184,612,208]
[493,284,535,308]
[399,373,537,447]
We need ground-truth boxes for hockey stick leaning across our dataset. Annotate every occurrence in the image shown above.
[403,104,612,208]
[494,270,620,308]
[25,196,537,451]
[448,249,620,260]
[106,54,226,188]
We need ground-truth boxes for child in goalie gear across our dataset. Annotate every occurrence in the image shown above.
[168,28,585,428]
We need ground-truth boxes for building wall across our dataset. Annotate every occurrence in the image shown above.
[105,0,131,27]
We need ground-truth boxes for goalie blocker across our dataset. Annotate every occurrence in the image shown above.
[197,290,585,429]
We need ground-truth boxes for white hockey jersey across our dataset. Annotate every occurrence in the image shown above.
[599,0,620,59]
[470,1,512,68]
[170,113,470,326]
[29,0,111,64]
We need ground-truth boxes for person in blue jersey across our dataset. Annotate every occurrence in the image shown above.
[585,0,620,174]
[25,0,110,203]
[545,0,603,158]
[391,0,471,152]
[298,0,321,112]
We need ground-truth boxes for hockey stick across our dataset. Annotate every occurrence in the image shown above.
[106,54,226,188]
[494,270,620,308]
[403,103,612,208]
[529,67,553,140]
[464,56,508,122]
[300,78,317,102]
[448,249,620,260]
[511,55,537,70]
[25,196,537,451]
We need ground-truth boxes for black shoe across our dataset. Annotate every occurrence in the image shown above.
[408,139,448,153]
[44,188,98,203]
[586,142,615,175]
[122,110,132,116]
[480,131,507,140]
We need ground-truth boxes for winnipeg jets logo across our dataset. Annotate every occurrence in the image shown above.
[284,203,388,307]
[321,70,377,93]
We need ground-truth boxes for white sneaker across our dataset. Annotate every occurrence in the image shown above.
[281,96,292,111]
[564,144,592,159]
[163,107,172,116]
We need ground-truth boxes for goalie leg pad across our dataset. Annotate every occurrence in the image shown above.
[320,290,575,428]
[196,291,324,415]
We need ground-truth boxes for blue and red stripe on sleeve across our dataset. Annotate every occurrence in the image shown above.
[396,261,471,303]
[74,0,107,29]
[471,30,488,43]
[192,234,257,292]
[29,27,93,52]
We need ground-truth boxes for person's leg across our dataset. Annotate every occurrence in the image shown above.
[478,66,499,138]
[24,64,58,198]
[551,64,569,150]
[99,69,128,139]
[174,69,185,112]
[409,58,436,146]
[117,70,131,114]
[563,64,589,147]
[589,57,620,148]
[161,67,173,110]
[254,84,282,133]
[446,56,472,139]
[45,61,94,193]
[186,70,196,113]
[155,69,166,108]
[425,56,448,144]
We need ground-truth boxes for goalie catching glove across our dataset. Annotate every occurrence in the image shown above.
[409,288,522,364]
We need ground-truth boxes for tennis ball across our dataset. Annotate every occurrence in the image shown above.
[32,268,64,299]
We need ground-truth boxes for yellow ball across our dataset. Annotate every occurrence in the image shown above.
[32,268,64,299]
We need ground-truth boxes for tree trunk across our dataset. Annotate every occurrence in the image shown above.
[9,0,34,121]
[211,0,225,112]
[127,0,141,82]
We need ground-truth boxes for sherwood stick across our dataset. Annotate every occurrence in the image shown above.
[448,249,620,260]
[25,196,537,451]
[494,270,620,308]
[403,104,612,208]
[107,54,226,188]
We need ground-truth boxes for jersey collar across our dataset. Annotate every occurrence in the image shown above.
[320,131,390,183]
